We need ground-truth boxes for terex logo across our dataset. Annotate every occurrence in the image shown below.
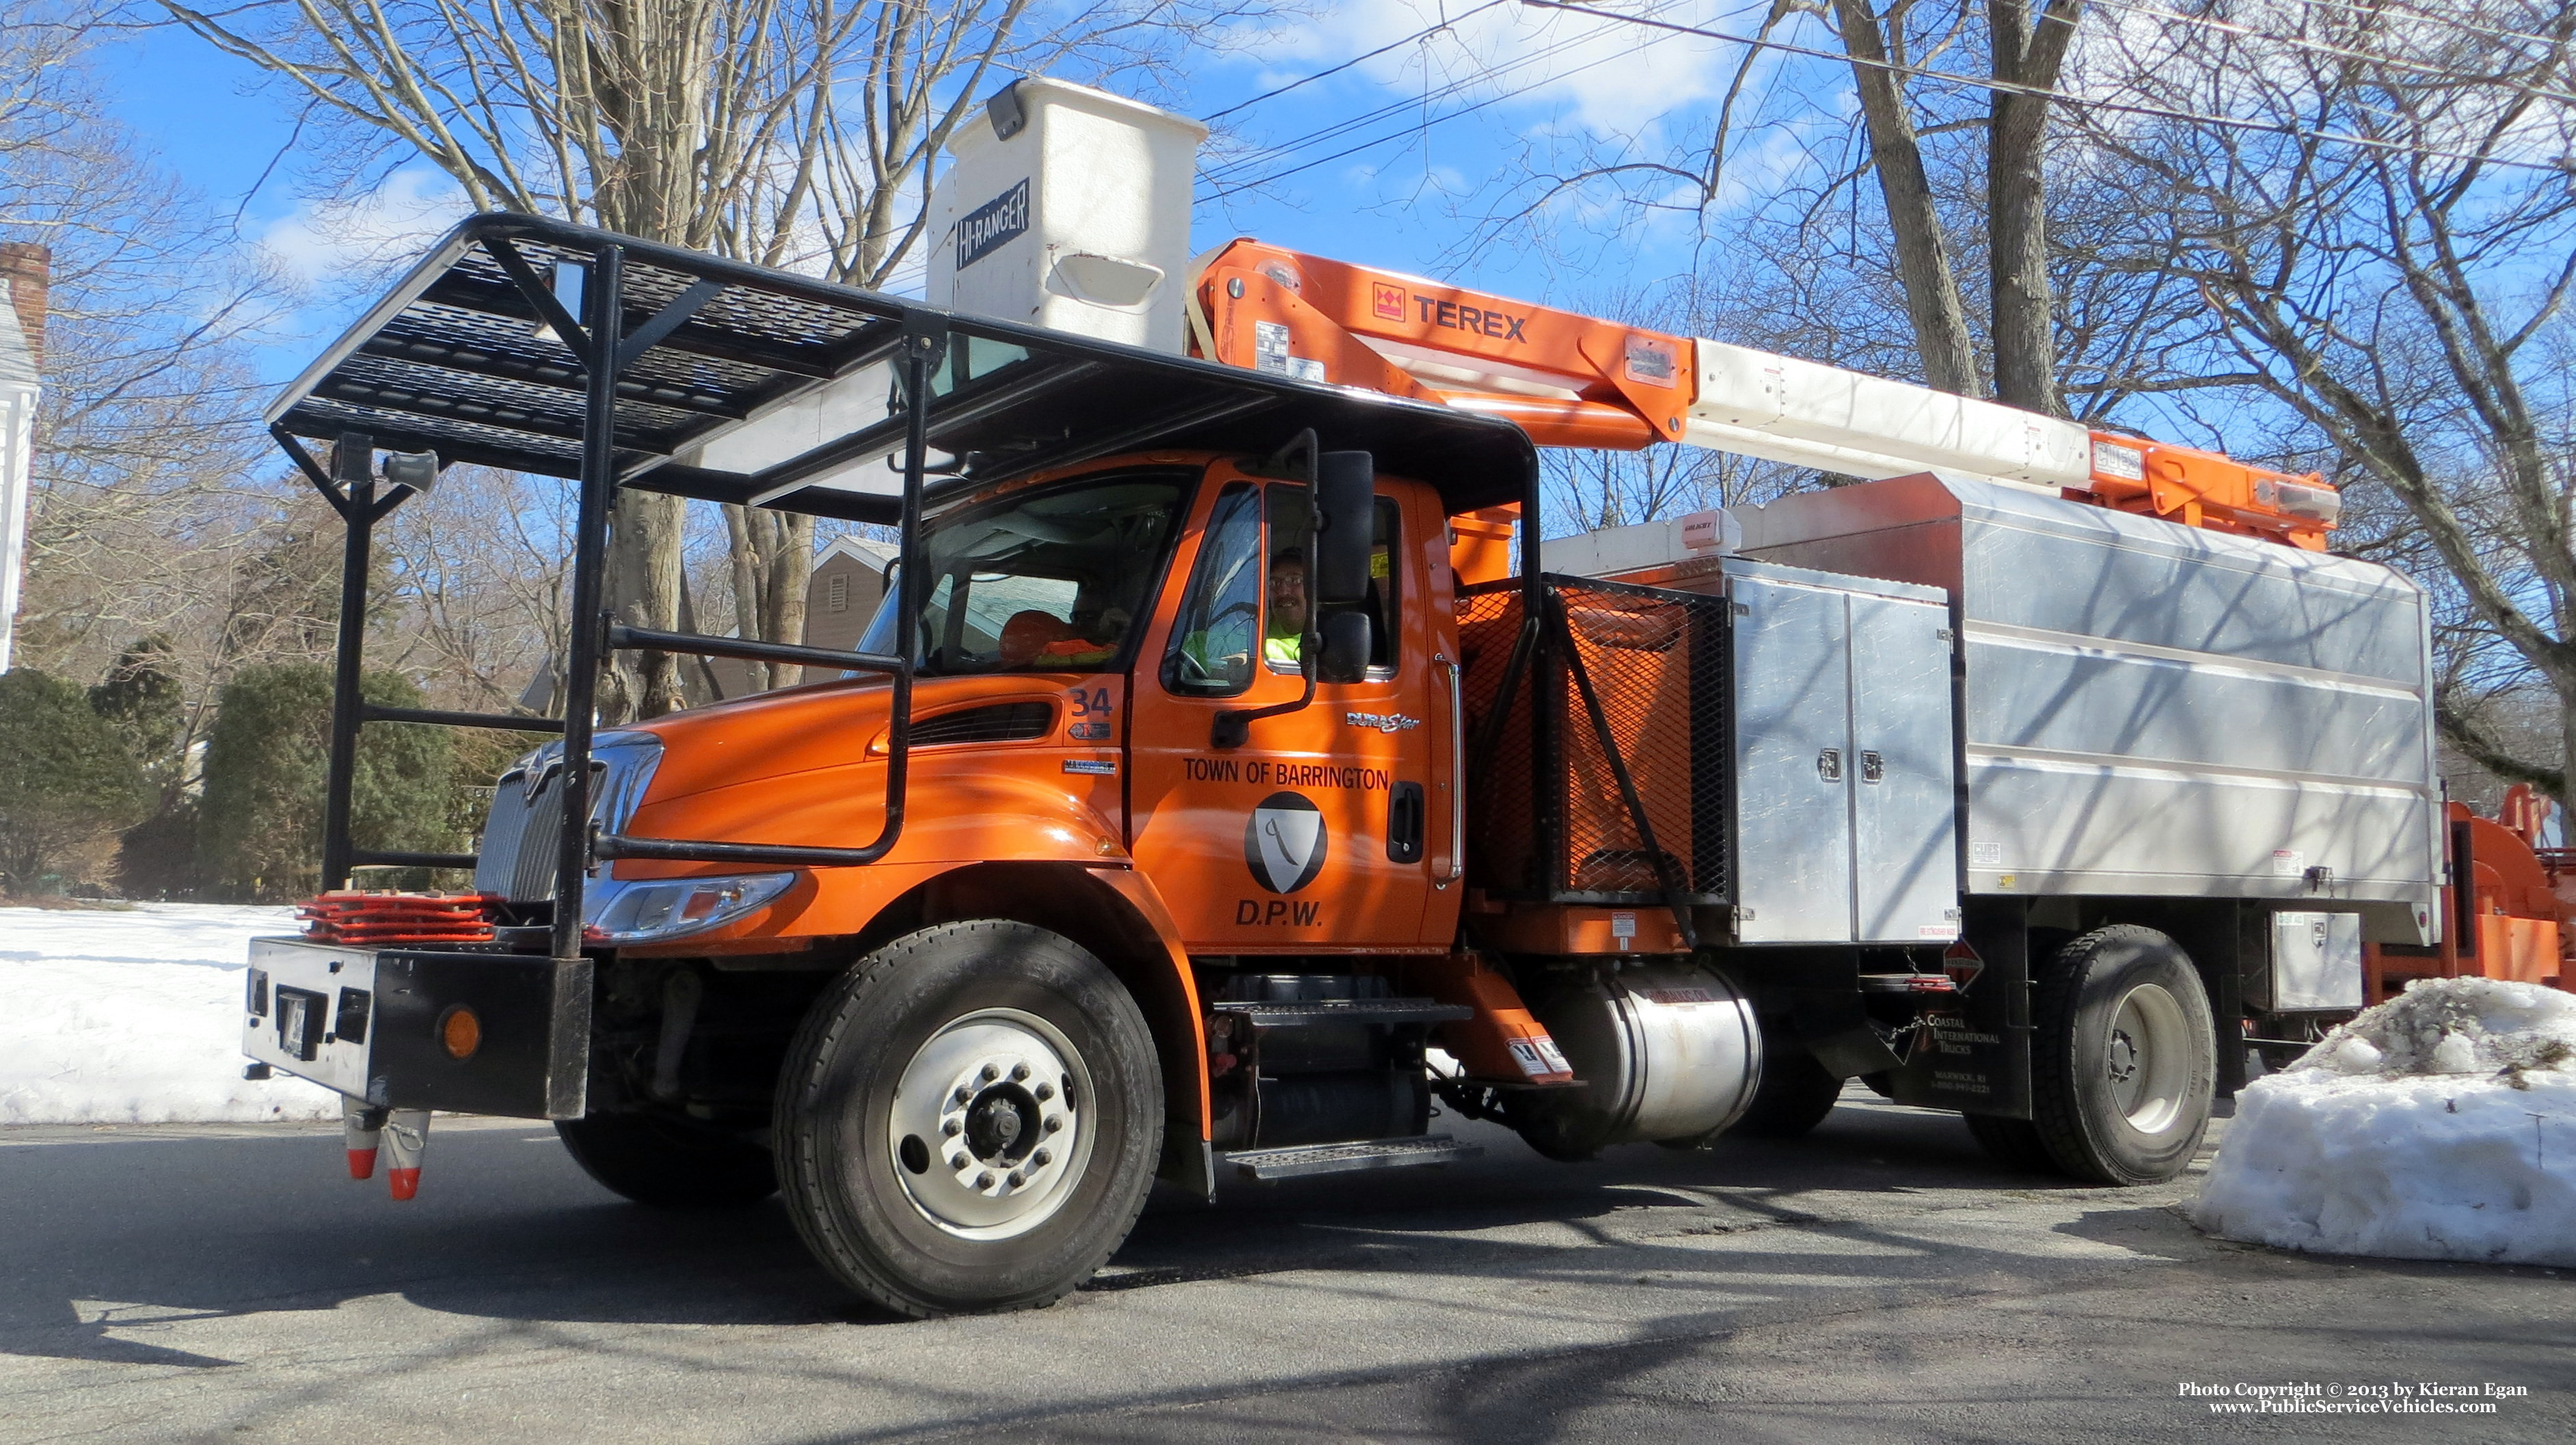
[1418,295,1528,342]
[1371,281,1406,321]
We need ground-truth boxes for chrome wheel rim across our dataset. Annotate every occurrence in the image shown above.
[886,1008,1093,1240]
[2104,982,2191,1135]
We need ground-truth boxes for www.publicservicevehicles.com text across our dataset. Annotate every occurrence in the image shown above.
[2179,1381,2526,1414]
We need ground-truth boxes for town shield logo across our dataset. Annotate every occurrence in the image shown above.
[1245,792,1327,893]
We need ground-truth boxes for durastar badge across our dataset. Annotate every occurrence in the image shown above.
[1245,792,1327,893]
[1344,712,1420,733]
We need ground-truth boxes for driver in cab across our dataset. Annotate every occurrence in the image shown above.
[1262,548,1307,668]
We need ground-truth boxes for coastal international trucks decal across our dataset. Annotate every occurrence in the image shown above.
[1245,792,1327,895]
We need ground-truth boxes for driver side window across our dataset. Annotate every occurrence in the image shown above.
[1162,483,1264,697]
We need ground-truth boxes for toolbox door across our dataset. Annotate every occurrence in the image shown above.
[1849,593,1960,942]
[1728,576,1854,942]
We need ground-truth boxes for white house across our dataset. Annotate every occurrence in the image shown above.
[0,243,44,673]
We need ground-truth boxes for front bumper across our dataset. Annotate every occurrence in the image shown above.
[241,937,592,1118]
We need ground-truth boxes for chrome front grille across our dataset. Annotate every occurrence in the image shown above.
[474,734,662,902]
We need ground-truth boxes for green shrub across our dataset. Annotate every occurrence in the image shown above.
[195,664,459,901]
[0,669,151,895]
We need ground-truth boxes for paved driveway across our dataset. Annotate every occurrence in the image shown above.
[4,1094,2567,1443]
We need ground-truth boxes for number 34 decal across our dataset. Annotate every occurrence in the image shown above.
[1067,687,1115,741]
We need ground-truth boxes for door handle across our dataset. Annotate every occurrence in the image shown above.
[1860,750,1884,783]
[1387,782,1426,864]
[1817,748,1842,782]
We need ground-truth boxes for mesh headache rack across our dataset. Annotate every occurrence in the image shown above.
[267,212,1538,962]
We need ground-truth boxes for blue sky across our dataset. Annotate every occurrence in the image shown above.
[85,2,1790,384]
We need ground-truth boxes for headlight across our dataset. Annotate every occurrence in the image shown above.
[582,872,796,943]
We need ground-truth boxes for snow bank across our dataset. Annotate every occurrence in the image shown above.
[2193,977,2576,1266]
[0,904,338,1124]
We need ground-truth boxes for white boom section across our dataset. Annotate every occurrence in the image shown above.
[1681,339,2093,494]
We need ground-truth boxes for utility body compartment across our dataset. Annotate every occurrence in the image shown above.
[1456,560,1955,945]
[1689,474,2438,941]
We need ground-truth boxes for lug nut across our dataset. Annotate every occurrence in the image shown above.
[980,1064,999,1082]
[1006,1170,1025,1188]
[942,1118,961,1137]
[1043,1115,1063,1135]
[1031,1149,1051,1168]
[1010,1062,1029,1081]
[950,1153,969,1172]
[975,1171,994,1190]
[1033,1082,1054,1101]
[951,1086,971,1107]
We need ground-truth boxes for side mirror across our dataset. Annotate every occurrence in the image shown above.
[1314,450,1374,607]
[1318,610,1372,684]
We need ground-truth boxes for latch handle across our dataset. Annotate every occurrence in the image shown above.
[1817,748,1843,782]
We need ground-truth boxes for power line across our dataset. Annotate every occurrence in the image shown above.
[1206,25,1679,195]
[1202,0,1716,190]
[2082,0,2576,107]
[1204,1,1513,121]
[2266,0,2576,54]
[1520,0,2573,172]
[1203,5,1657,180]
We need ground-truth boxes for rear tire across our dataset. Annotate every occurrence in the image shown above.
[1963,1113,2059,1174]
[556,1113,778,1208]
[773,921,1162,1318]
[1728,1047,1845,1139]
[2029,926,2215,1185]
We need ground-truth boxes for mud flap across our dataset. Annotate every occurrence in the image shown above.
[1158,1124,1215,1198]
[1888,904,2033,1118]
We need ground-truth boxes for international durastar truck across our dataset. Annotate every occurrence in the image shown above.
[239,85,2459,1318]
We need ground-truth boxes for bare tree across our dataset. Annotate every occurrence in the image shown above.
[1828,0,1981,395]
[161,0,1260,709]
[3,1,303,766]
[2075,1,2576,794]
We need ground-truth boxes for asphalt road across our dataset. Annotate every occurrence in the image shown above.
[3,1092,2569,1444]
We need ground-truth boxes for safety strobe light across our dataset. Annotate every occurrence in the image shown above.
[582,872,796,944]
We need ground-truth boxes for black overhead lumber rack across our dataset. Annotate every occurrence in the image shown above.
[266,211,1538,964]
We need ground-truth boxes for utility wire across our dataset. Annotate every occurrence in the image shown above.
[2080,0,2576,106]
[1206,25,1679,195]
[1204,1,1513,121]
[2265,0,2575,54]
[1521,0,2574,172]
[1204,0,1711,189]
[1204,6,1661,179]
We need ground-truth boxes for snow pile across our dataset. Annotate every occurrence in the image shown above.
[2194,977,2576,1266]
[0,904,338,1124]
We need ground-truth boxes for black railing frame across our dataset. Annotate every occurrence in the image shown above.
[298,240,936,963]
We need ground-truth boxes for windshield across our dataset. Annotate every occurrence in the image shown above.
[858,470,1188,675]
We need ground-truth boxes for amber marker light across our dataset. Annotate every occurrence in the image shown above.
[438,1005,482,1060]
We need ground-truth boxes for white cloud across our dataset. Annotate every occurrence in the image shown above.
[259,168,472,286]
[1232,0,1755,144]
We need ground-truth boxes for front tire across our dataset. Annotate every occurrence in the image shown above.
[774,921,1162,1317]
[2029,926,2215,1185]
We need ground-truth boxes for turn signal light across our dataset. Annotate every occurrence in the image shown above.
[439,1005,482,1060]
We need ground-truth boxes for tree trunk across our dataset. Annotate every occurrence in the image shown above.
[599,490,686,721]
[763,512,814,688]
[1832,0,1981,396]
[1988,0,2081,416]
